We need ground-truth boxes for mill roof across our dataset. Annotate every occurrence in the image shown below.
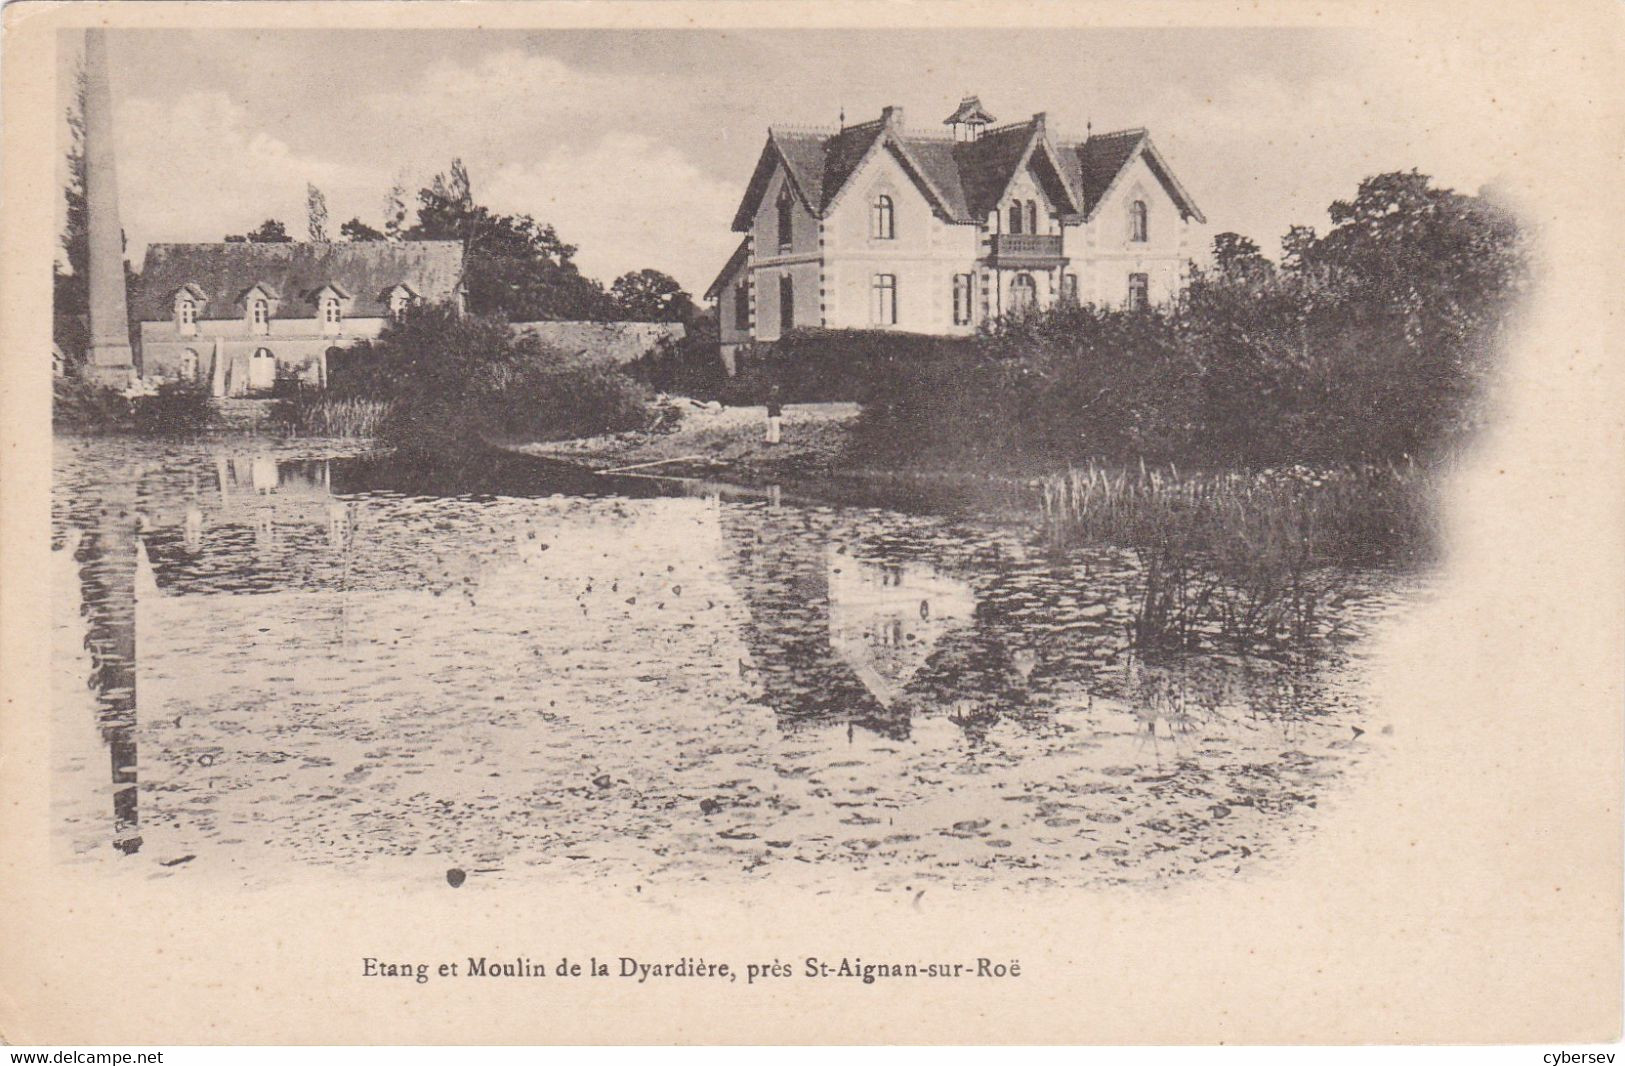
[135,240,465,321]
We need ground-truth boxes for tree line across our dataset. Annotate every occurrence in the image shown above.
[744,170,1528,467]
[223,160,698,324]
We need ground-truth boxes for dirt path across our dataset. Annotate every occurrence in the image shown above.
[506,401,862,482]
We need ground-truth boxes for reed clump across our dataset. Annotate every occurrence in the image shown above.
[1040,459,1438,654]
[278,394,392,439]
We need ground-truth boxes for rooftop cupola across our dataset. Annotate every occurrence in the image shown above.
[944,94,997,142]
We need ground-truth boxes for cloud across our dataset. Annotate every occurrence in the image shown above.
[112,91,382,254]
[481,132,740,295]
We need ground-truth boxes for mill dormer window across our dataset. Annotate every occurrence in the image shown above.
[176,296,198,336]
[249,297,270,335]
[321,296,343,335]
[388,287,413,319]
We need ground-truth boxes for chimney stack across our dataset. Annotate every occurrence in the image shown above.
[881,105,905,130]
[82,29,136,386]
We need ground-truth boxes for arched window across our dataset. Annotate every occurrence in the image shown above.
[1010,272,1037,312]
[1130,200,1148,242]
[321,295,343,335]
[179,348,199,381]
[776,189,794,250]
[176,296,198,337]
[871,194,895,240]
[1026,200,1039,235]
[249,297,270,335]
[1008,201,1023,234]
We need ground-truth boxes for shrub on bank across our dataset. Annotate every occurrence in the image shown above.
[722,328,976,406]
[54,375,215,436]
[334,302,652,459]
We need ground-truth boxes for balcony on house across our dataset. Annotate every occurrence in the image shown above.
[987,233,1066,267]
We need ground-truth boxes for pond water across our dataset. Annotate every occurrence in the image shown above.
[51,436,1427,893]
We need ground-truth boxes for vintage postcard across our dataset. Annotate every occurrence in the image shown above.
[0,0,1620,1047]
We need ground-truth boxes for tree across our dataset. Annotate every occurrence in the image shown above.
[382,177,409,242]
[1280,225,1317,275]
[340,217,385,241]
[1211,232,1274,281]
[226,219,293,243]
[306,183,330,243]
[608,269,696,322]
[406,159,613,321]
[56,63,89,315]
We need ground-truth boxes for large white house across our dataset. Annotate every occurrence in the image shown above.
[705,96,1205,371]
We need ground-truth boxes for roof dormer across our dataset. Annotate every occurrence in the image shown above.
[379,283,420,318]
[240,283,280,335]
[170,283,209,336]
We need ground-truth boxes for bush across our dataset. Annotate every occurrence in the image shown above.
[625,316,729,399]
[54,375,214,436]
[130,380,214,436]
[721,328,975,407]
[479,359,651,443]
[348,302,653,460]
[53,374,131,432]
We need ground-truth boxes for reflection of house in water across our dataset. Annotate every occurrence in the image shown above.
[826,552,977,707]
[716,503,984,739]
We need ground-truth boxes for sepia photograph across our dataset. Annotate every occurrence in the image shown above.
[2,0,1620,1051]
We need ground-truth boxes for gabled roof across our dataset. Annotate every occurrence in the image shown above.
[1067,128,1205,223]
[704,238,750,301]
[135,240,465,322]
[726,107,1202,233]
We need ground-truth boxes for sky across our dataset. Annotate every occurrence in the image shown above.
[59,27,1513,298]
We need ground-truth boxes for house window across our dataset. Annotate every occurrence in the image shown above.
[779,274,794,332]
[777,189,794,250]
[176,296,198,337]
[952,274,973,326]
[734,282,750,331]
[1010,272,1037,312]
[321,296,343,335]
[872,274,897,326]
[871,195,895,240]
[1128,273,1150,311]
[1026,200,1039,235]
[388,288,413,319]
[1063,273,1079,303]
[1130,200,1148,243]
[179,348,199,381]
[249,297,270,335]
[1008,201,1023,235]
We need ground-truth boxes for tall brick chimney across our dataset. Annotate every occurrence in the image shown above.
[83,29,135,386]
[881,105,905,130]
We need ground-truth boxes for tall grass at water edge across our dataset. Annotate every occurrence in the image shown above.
[277,394,393,439]
[1039,459,1439,655]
